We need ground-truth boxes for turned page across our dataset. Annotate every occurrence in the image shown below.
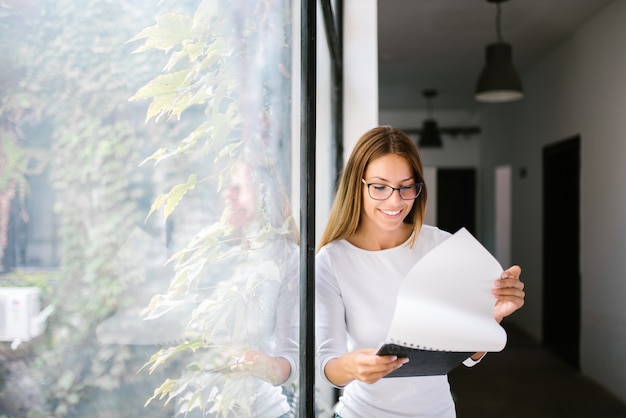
[385,227,507,353]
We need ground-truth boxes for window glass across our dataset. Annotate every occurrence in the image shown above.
[0,1,300,416]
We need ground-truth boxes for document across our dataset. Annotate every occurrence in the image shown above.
[377,227,507,377]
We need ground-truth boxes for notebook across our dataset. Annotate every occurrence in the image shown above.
[377,227,507,377]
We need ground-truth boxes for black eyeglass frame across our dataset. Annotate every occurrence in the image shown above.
[361,178,424,201]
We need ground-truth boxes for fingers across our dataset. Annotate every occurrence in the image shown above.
[492,280,525,300]
[492,265,525,322]
[354,350,408,384]
[495,265,524,291]
[369,356,408,383]
[500,268,521,291]
[501,264,521,278]
[493,280,525,294]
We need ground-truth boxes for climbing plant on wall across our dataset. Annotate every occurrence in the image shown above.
[130,0,298,416]
[0,1,194,416]
[0,0,297,416]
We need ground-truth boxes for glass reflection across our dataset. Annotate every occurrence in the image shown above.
[0,0,299,416]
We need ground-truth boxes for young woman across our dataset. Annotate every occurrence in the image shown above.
[169,156,300,418]
[315,126,525,418]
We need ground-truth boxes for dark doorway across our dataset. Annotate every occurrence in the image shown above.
[436,168,476,235]
[542,136,581,369]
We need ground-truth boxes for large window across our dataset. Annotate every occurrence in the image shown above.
[0,1,307,416]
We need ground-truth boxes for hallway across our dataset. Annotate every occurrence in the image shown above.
[448,324,626,417]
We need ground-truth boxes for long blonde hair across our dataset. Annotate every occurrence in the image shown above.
[318,126,427,250]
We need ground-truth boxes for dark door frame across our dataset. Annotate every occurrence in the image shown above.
[542,135,581,369]
[436,168,477,236]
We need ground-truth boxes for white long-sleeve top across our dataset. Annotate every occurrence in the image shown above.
[316,225,474,418]
[183,235,300,417]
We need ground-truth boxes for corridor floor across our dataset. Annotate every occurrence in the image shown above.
[448,323,626,418]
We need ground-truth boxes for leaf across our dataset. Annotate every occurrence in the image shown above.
[138,147,177,166]
[128,69,191,121]
[164,174,198,219]
[141,293,186,319]
[146,174,198,222]
[165,39,205,72]
[145,194,168,221]
[141,340,204,374]
[129,13,194,53]
[144,378,176,406]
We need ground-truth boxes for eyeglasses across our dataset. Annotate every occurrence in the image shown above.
[361,178,423,201]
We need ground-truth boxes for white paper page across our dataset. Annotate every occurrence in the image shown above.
[386,228,507,352]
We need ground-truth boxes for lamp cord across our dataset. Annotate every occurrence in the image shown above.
[422,89,437,119]
[495,2,503,42]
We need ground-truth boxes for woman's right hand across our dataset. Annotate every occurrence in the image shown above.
[324,348,409,386]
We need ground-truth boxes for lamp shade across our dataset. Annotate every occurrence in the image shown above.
[475,42,523,103]
[418,119,443,148]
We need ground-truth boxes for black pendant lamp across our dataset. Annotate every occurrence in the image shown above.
[475,0,523,103]
[418,89,443,148]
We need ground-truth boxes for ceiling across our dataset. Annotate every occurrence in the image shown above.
[377,0,614,111]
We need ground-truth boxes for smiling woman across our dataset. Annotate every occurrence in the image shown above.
[318,126,428,250]
[315,125,525,418]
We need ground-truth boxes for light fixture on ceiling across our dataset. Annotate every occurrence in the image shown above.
[418,89,443,148]
[403,89,481,147]
[475,0,524,103]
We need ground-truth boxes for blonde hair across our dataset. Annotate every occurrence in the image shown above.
[318,126,427,250]
[234,148,300,245]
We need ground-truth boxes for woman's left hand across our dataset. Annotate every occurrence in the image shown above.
[493,265,525,322]
[228,349,291,386]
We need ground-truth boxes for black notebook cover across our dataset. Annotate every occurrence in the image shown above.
[376,343,473,377]
[374,228,508,378]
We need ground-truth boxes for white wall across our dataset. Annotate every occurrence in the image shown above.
[480,0,626,403]
[343,0,379,156]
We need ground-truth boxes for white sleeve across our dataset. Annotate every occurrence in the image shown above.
[462,352,487,367]
[315,247,349,388]
[273,245,300,386]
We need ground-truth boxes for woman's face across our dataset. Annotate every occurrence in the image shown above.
[224,163,257,234]
[360,153,416,235]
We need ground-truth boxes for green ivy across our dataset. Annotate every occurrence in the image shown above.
[131,0,297,416]
[0,0,189,416]
[0,0,295,415]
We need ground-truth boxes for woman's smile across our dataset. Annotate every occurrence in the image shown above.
[379,208,402,217]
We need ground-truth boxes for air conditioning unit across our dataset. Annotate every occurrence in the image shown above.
[0,287,54,344]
